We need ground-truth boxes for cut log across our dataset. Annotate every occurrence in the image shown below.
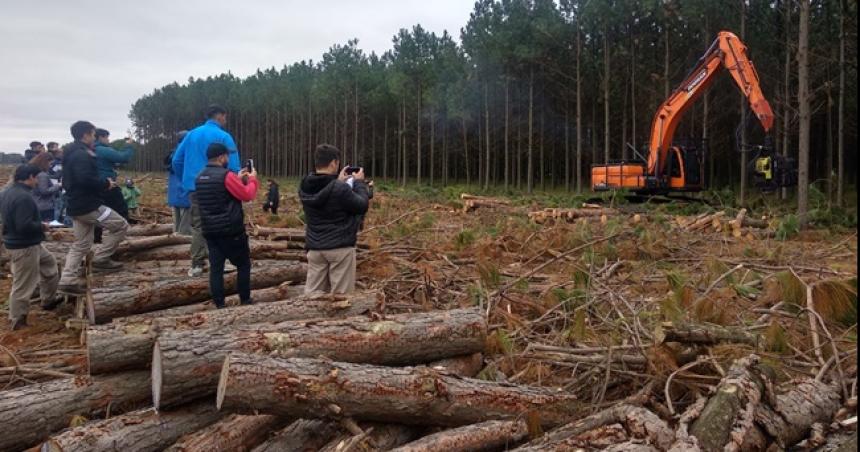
[512,405,674,451]
[88,290,381,374]
[91,262,306,323]
[252,226,306,240]
[654,321,760,347]
[730,208,748,238]
[320,424,417,452]
[392,420,529,452]
[41,403,224,452]
[154,308,486,408]
[685,211,725,231]
[250,419,343,452]
[754,379,842,448]
[217,354,580,428]
[127,223,175,236]
[0,371,150,452]
[165,414,290,452]
[427,353,484,378]
[115,234,191,255]
[112,283,305,321]
[689,354,770,452]
[127,241,307,262]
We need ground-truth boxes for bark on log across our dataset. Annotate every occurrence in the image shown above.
[88,291,381,373]
[165,414,291,452]
[250,419,342,452]
[427,353,484,378]
[154,308,486,408]
[252,226,305,240]
[512,405,674,451]
[392,420,529,452]
[127,223,175,236]
[114,283,305,321]
[91,262,306,323]
[754,379,842,448]
[686,211,725,231]
[319,424,417,452]
[689,355,770,452]
[127,241,307,262]
[217,354,580,428]
[655,321,760,347]
[0,371,150,452]
[115,234,192,255]
[41,403,224,452]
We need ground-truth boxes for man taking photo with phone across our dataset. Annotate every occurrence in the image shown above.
[299,144,369,294]
[195,143,258,308]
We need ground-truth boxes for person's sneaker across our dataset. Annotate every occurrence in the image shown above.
[188,266,204,278]
[57,282,87,295]
[11,314,27,330]
[41,295,65,311]
[224,263,237,274]
[92,259,123,271]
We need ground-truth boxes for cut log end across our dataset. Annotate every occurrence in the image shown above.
[41,440,61,452]
[217,354,230,411]
[152,342,163,410]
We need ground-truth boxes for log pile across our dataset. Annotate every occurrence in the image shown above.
[460,193,512,212]
[677,208,772,238]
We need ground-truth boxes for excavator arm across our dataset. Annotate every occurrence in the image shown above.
[646,31,774,177]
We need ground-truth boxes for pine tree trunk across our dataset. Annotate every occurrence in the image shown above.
[384,116,389,180]
[462,117,470,186]
[42,403,224,452]
[250,420,341,452]
[739,0,748,205]
[154,308,487,408]
[392,420,529,452]
[218,354,580,428]
[417,83,423,185]
[527,68,534,193]
[505,78,510,190]
[430,106,435,185]
[576,30,583,193]
[827,77,834,206]
[604,31,611,165]
[565,108,571,190]
[484,82,491,190]
[837,0,845,206]
[782,0,792,200]
[664,25,670,99]
[797,0,811,224]
[0,371,151,451]
[87,291,381,374]
[540,112,545,191]
[354,80,359,164]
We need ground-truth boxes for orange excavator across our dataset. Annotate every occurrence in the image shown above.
[592,31,796,195]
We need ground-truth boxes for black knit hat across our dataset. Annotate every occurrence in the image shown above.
[206,143,229,159]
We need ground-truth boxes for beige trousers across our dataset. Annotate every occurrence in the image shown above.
[305,247,356,294]
[60,205,128,285]
[7,244,58,320]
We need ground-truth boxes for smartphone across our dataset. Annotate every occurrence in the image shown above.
[245,159,254,172]
[344,165,362,175]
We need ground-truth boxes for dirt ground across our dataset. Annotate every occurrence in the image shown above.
[0,169,856,418]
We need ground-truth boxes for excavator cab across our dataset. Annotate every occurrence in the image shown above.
[664,144,705,192]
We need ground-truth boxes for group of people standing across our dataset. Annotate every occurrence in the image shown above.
[4,103,372,330]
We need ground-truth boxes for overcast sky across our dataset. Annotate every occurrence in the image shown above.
[0,0,474,153]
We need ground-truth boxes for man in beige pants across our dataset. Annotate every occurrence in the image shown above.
[299,144,369,294]
[57,121,129,295]
[1,165,60,329]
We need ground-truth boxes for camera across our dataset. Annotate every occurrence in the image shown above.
[245,159,254,172]
[344,165,362,175]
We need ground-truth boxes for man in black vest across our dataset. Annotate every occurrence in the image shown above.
[195,143,259,308]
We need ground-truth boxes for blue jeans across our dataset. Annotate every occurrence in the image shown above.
[54,193,70,225]
[206,233,252,308]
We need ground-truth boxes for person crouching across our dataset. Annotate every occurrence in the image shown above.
[195,143,259,308]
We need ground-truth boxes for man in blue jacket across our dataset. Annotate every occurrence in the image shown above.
[94,129,135,220]
[172,105,241,277]
[166,130,191,234]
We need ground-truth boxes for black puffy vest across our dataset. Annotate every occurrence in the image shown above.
[195,165,245,238]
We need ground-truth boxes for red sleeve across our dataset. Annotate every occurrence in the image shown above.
[224,172,259,202]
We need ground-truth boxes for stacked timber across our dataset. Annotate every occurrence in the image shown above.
[529,204,619,224]
[676,209,772,238]
[460,193,512,212]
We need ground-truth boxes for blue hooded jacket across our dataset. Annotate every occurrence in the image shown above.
[171,120,240,193]
[167,160,190,209]
[94,142,135,181]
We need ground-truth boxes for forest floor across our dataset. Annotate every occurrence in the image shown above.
[0,167,857,447]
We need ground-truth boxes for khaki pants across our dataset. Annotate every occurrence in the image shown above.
[60,206,129,285]
[7,244,58,320]
[305,247,356,294]
[173,207,192,235]
[189,195,208,268]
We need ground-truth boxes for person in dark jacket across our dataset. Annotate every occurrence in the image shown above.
[29,152,61,221]
[262,179,280,215]
[47,143,67,224]
[195,143,259,308]
[94,129,134,220]
[22,141,44,163]
[57,121,129,294]
[1,165,60,329]
[298,144,369,294]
